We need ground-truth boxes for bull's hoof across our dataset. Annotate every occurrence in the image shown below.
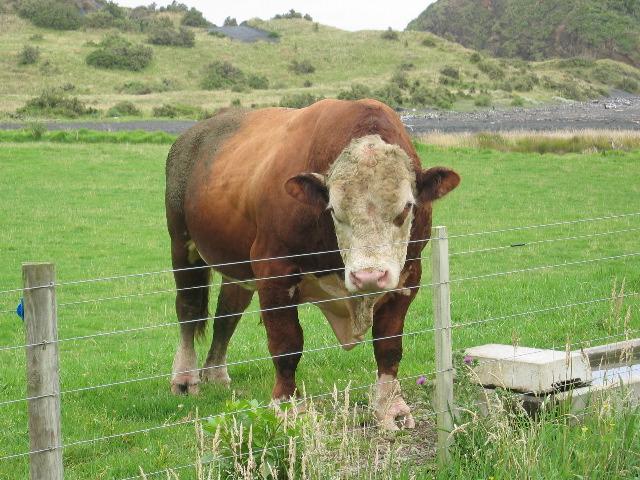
[200,367,231,387]
[170,375,200,395]
[375,397,416,430]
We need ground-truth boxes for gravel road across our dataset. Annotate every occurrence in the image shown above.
[2,91,639,136]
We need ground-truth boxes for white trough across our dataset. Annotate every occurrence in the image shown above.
[464,338,640,413]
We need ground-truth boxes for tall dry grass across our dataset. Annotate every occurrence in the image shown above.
[415,129,640,154]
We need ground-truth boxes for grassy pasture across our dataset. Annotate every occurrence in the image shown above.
[0,136,638,478]
[2,12,638,118]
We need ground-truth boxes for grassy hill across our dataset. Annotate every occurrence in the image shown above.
[407,0,640,69]
[1,5,639,121]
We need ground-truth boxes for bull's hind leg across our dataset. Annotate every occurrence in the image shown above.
[169,233,212,395]
[201,278,254,386]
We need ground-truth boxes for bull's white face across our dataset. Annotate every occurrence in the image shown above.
[325,135,416,294]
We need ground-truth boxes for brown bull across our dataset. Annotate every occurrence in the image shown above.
[165,99,459,429]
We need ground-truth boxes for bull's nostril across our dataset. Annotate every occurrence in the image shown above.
[377,270,390,288]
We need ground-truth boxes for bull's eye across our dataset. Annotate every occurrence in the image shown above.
[393,202,414,227]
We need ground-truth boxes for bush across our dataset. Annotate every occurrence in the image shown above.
[288,59,315,75]
[477,61,505,80]
[152,104,204,119]
[469,52,483,63]
[17,88,99,118]
[474,93,493,107]
[147,19,195,47]
[422,37,437,47]
[107,101,142,117]
[18,44,40,65]
[410,86,454,109]
[86,35,153,71]
[247,74,269,90]
[373,83,404,108]
[440,65,460,80]
[32,0,81,30]
[120,79,176,95]
[279,93,323,108]
[201,61,246,90]
[381,27,399,41]
[181,7,212,27]
[337,83,373,100]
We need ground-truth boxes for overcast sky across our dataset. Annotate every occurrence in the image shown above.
[115,1,435,31]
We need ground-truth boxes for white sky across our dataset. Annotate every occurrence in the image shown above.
[115,1,435,31]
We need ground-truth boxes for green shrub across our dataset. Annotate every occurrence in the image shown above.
[390,69,410,89]
[34,0,81,30]
[146,18,195,47]
[107,101,142,117]
[511,95,525,106]
[422,37,437,47]
[373,83,404,108]
[247,74,269,90]
[152,104,204,118]
[337,83,373,100]
[86,35,153,71]
[440,65,460,80]
[469,52,482,63]
[410,86,454,109]
[474,93,493,106]
[477,61,505,80]
[15,0,81,30]
[18,44,40,65]
[181,7,212,27]
[381,27,399,41]
[288,59,315,75]
[17,88,99,118]
[120,79,176,95]
[201,61,246,90]
[279,93,323,108]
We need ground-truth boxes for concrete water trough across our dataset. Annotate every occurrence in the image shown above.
[464,338,640,414]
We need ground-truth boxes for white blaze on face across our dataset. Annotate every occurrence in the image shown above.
[326,135,416,296]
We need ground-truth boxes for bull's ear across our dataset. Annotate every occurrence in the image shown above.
[416,167,460,202]
[284,173,329,207]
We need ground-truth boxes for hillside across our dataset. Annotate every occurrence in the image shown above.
[407,0,640,68]
[0,2,639,120]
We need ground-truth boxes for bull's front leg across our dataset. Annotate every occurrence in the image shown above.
[254,262,304,403]
[371,293,416,430]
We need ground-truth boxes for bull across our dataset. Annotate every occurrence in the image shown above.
[165,99,459,429]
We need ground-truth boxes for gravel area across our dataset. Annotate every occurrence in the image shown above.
[2,90,639,136]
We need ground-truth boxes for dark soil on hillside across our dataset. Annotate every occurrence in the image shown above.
[2,90,639,136]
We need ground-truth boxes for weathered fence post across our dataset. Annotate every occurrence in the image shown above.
[23,262,63,480]
[431,226,454,466]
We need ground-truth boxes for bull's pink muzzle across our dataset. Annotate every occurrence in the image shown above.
[349,269,391,292]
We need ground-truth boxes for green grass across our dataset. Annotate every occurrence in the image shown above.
[0,137,638,478]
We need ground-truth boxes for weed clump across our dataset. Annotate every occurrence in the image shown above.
[18,88,98,118]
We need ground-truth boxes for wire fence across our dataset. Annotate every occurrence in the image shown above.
[1,212,638,479]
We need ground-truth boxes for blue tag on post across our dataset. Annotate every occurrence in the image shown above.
[16,297,24,321]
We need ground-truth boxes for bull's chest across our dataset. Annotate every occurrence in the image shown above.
[294,273,365,350]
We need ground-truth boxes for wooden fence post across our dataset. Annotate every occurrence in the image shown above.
[23,262,63,480]
[431,226,454,466]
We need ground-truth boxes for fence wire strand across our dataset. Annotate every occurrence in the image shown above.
[1,211,637,299]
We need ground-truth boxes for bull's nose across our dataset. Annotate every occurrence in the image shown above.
[350,269,390,291]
